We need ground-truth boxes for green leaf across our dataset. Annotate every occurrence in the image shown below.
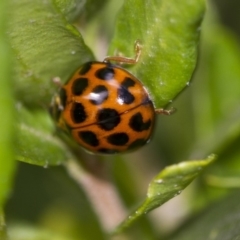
[112,155,215,234]
[53,0,86,22]
[109,0,205,108]
[9,0,94,108]
[53,0,110,23]
[169,191,240,240]
[0,211,7,240]
[0,0,16,237]
[15,104,72,166]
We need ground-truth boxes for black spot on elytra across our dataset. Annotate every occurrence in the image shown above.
[78,131,99,147]
[107,132,129,146]
[128,138,147,150]
[95,67,115,80]
[122,77,136,88]
[117,77,135,104]
[97,108,120,130]
[72,78,89,95]
[59,88,67,107]
[98,148,119,154]
[71,102,87,123]
[90,85,109,105]
[79,62,92,75]
[129,112,152,132]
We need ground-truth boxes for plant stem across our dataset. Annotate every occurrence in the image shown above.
[65,159,126,232]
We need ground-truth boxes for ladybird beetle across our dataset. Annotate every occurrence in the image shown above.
[50,41,172,154]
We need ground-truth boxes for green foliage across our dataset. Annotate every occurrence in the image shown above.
[15,104,72,166]
[169,191,240,240]
[0,0,15,239]
[113,156,215,235]
[8,224,75,240]
[2,0,240,239]
[9,0,94,107]
[109,0,205,108]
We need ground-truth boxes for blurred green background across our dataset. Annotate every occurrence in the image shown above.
[2,0,240,239]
